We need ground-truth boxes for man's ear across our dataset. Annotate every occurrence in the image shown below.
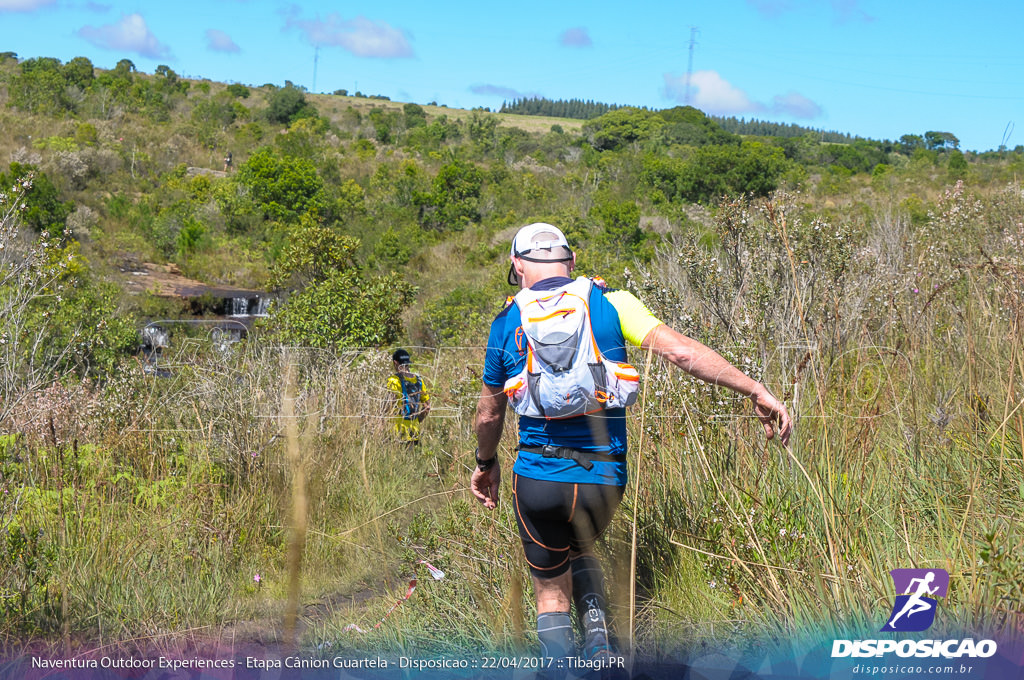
[513,257,525,284]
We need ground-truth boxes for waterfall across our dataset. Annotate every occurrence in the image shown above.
[253,296,270,317]
[229,297,249,317]
[142,325,169,349]
[228,295,271,317]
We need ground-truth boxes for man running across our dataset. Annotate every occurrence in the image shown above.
[471,223,792,674]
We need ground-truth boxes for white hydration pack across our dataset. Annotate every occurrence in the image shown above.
[503,278,640,419]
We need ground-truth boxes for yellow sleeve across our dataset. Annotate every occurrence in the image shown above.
[386,375,401,394]
[604,290,664,347]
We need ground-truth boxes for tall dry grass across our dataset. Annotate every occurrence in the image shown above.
[2,182,1023,663]
[614,183,1024,657]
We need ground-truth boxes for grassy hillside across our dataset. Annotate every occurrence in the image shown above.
[1,54,1023,663]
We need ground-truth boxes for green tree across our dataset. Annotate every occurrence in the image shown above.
[113,58,136,79]
[235,148,326,221]
[368,108,397,143]
[154,64,189,94]
[818,140,887,173]
[420,284,494,345]
[655,106,738,146]
[62,56,95,90]
[590,196,646,260]
[191,96,238,148]
[8,57,70,114]
[641,142,789,204]
[75,122,99,146]
[226,83,250,98]
[403,102,427,129]
[0,164,72,238]
[265,82,318,124]
[269,217,416,348]
[407,114,461,151]
[947,149,968,179]
[583,108,666,151]
[176,217,206,261]
[898,134,925,155]
[467,111,498,151]
[269,215,359,289]
[2,180,136,415]
[275,116,329,158]
[925,131,960,151]
[415,159,484,230]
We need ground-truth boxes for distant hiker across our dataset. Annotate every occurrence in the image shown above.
[223,151,233,172]
[471,222,792,675]
[387,348,431,444]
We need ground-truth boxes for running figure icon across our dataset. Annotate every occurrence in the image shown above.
[887,572,939,628]
[882,568,949,632]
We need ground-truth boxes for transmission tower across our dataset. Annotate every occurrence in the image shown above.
[312,46,319,93]
[684,27,699,105]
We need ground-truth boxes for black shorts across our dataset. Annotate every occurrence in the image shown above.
[512,472,624,579]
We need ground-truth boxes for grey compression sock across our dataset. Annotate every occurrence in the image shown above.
[571,555,613,658]
[537,611,574,679]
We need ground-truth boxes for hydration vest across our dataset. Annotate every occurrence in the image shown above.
[503,277,640,419]
[396,373,424,420]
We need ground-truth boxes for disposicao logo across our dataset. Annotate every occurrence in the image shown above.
[831,567,998,660]
[882,568,948,632]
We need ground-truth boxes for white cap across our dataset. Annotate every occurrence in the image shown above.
[508,223,573,285]
[510,222,571,258]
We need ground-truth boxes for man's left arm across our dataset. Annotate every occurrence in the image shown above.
[605,288,792,445]
[641,324,792,445]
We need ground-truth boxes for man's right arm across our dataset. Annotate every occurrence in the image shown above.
[471,383,507,509]
[474,383,507,459]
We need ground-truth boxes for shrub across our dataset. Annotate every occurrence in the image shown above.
[0,163,72,238]
[235,148,326,222]
[268,217,417,348]
[226,83,250,98]
[265,82,318,125]
[415,159,484,231]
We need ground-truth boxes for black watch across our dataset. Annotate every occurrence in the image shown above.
[475,448,497,471]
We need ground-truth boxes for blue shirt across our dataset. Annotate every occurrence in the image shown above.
[483,277,635,486]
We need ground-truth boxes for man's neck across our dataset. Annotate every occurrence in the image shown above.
[528,275,575,291]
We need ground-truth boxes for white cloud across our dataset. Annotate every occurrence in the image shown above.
[663,70,823,120]
[690,71,761,114]
[770,91,822,118]
[471,84,522,98]
[470,84,541,100]
[78,13,171,59]
[286,13,413,58]
[560,27,592,48]
[664,70,759,115]
[0,0,56,11]
[205,28,240,53]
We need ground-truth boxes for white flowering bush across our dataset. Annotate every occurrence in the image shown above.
[0,173,137,434]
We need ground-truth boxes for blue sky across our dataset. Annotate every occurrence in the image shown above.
[1,0,1022,151]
